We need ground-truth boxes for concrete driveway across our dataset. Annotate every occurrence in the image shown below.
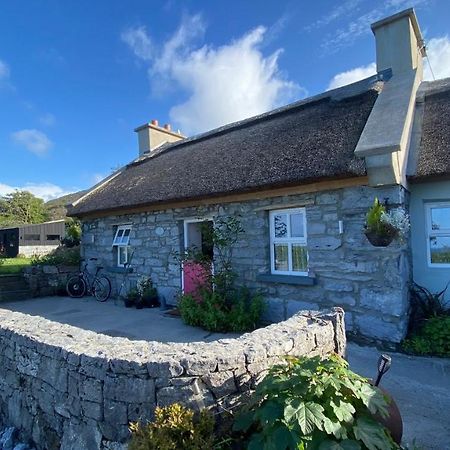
[347,342,450,450]
[0,296,239,342]
[0,297,448,448]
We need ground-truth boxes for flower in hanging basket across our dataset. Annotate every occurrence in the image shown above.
[365,198,410,247]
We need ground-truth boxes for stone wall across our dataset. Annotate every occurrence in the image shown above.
[0,307,345,450]
[81,184,410,343]
[23,265,78,297]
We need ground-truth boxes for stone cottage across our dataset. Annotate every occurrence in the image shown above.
[69,9,450,344]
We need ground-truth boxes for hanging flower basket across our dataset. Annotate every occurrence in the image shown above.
[364,198,410,248]
[364,230,395,247]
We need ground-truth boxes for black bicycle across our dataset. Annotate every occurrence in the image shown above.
[66,258,111,302]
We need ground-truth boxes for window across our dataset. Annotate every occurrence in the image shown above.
[426,202,450,267]
[24,234,40,241]
[270,208,308,275]
[46,234,60,241]
[113,225,132,267]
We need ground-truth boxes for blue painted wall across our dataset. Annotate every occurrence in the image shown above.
[410,180,450,300]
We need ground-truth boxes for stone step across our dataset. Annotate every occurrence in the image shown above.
[0,274,29,290]
[0,289,32,302]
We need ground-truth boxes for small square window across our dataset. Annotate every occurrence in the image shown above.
[113,225,132,267]
[113,225,131,246]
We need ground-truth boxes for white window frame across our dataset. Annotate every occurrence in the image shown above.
[113,225,132,267]
[426,202,450,268]
[269,208,308,276]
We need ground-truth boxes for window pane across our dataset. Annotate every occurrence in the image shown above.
[430,236,450,264]
[292,245,308,272]
[121,228,131,245]
[118,246,128,265]
[431,206,450,231]
[274,244,289,271]
[290,213,304,238]
[274,214,288,238]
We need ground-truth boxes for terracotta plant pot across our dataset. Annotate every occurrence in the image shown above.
[364,231,395,247]
[374,386,403,445]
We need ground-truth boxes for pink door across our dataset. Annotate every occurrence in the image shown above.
[183,261,211,296]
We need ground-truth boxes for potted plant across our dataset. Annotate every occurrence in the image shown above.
[142,286,160,308]
[364,198,410,247]
[125,288,139,308]
[135,296,144,309]
[137,275,160,308]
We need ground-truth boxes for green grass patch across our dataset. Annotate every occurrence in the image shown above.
[0,257,32,275]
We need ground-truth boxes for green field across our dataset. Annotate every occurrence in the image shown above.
[0,257,33,275]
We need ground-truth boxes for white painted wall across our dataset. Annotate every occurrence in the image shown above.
[410,180,450,299]
[19,244,60,257]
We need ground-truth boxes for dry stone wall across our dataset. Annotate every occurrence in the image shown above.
[0,307,345,450]
[23,265,78,298]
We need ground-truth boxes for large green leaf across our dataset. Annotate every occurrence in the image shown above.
[353,417,397,450]
[322,417,348,440]
[356,384,389,418]
[284,400,326,435]
[266,425,298,450]
[330,400,355,423]
[233,410,254,432]
[318,439,361,450]
[256,400,284,425]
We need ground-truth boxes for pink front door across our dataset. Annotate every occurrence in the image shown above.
[183,261,210,295]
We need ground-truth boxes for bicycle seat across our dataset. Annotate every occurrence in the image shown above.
[90,257,98,261]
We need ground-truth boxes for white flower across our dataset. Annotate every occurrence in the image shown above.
[380,208,410,236]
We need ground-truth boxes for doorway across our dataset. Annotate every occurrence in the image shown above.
[182,219,214,294]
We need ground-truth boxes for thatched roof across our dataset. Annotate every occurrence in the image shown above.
[408,78,450,182]
[69,78,384,217]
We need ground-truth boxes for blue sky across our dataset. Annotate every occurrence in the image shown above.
[1,0,449,200]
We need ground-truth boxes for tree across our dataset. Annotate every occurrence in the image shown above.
[0,191,49,226]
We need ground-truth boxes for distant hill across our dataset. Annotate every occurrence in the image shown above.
[46,190,86,220]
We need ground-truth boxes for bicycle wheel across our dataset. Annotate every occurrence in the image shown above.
[93,276,111,302]
[66,275,87,298]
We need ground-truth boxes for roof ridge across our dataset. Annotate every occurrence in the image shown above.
[130,71,388,169]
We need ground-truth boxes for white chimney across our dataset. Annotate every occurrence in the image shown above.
[371,8,426,76]
[134,120,185,156]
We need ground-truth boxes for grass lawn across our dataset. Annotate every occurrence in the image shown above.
[0,257,32,275]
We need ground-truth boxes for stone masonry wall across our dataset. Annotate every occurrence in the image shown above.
[81,184,410,343]
[23,265,78,298]
[0,307,345,450]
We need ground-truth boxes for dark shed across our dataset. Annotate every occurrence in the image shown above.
[0,220,65,257]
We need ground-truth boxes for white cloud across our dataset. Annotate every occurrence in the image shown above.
[121,26,153,61]
[425,36,450,80]
[39,113,56,127]
[0,59,10,80]
[327,62,376,90]
[122,15,303,135]
[11,129,53,156]
[321,0,430,53]
[326,34,450,90]
[0,182,75,202]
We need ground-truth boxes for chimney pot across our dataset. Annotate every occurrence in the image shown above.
[151,119,159,126]
[164,123,171,131]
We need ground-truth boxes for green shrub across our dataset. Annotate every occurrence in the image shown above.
[179,287,265,333]
[403,315,450,357]
[408,282,449,333]
[31,245,80,266]
[128,403,216,450]
[234,354,398,450]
